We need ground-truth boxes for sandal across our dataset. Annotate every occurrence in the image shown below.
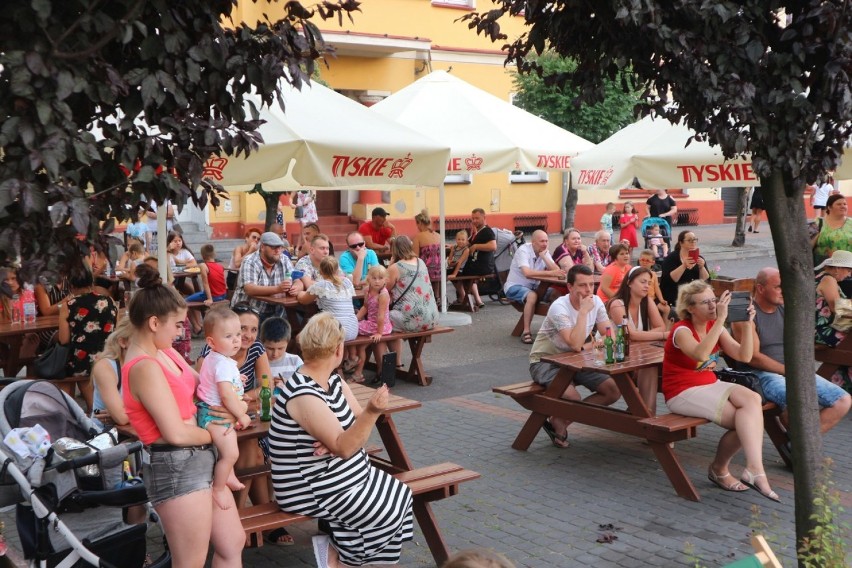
[707,467,748,492]
[342,358,359,374]
[542,420,569,449]
[265,528,295,546]
[740,469,780,502]
[348,373,365,384]
[521,332,534,344]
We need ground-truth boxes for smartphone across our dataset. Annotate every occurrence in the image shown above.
[727,291,751,322]
[688,248,700,263]
[290,270,304,280]
[380,351,397,388]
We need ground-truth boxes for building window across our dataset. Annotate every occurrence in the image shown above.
[444,173,472,184]
[431,0,475,8]
[509,171,549,184]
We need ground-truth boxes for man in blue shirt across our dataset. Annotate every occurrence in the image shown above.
[339,231,379,288]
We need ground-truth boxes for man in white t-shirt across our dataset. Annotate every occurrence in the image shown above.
[504,230,565,344]
[528,264,618,448]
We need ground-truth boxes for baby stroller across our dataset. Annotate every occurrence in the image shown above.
[485,229,526,305]
[641,217,672,267]
[0,380,169,567]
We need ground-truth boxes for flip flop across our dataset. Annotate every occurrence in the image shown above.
[521,332,534,344]
[265,528,295,546]
[542,420,569,449]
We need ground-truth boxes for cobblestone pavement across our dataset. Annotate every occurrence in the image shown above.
[2,224,846,568]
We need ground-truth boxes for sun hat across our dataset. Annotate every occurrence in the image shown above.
[815,249,852,271]
[260,232,286,247]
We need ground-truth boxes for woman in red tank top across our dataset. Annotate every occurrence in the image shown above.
[123,265,244,567]
[662,280,779,503]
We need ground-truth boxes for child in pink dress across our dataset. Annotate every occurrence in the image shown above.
[619,201,640,254]
[354,266,393,383]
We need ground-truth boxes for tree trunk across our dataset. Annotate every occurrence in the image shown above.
[731,187,749,247]
[564,186,578,230]
[262,191,279,231]
[760,170,821,565]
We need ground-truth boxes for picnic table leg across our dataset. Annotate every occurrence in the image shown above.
[647,441,701,501]
[510,316,524,337]
[511,368,575,451]
[763,407,792,468]
[375,416,416,470]
[404,337,431,386]
[1,336,24,377]
[412,499,451,566]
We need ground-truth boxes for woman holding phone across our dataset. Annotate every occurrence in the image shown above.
[660,230,710,308]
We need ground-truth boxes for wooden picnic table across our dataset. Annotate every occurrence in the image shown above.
[508,274,600,337]
[257,288,366,347]
[0,315,60,376]
[237,383,476,564]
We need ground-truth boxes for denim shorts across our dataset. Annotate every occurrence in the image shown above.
[142,445,215,507]
[505,284,534,303]
[529,361,610,392]
[753,370,849,410]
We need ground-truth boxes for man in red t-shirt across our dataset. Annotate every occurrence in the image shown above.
[358,207,397,253]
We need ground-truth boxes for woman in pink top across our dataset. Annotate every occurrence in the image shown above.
[596,243,631,302]
[122,264,243,567]
[662,280,779,502]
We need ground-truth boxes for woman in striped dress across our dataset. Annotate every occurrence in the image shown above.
[269,313,413,567]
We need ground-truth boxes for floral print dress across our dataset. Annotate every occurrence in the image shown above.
[65,293,117,377]
[815,273,852,391]
[389,259,438,332]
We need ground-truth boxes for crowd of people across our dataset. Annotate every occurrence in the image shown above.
[0,188,849,567]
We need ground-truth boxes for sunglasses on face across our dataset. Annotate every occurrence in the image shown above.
[349,242,366,249]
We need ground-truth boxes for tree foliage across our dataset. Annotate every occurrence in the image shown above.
[0,0,360,281]
[462,1,851,561]
[511,53,637,145]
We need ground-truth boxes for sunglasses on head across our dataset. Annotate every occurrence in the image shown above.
[232,304,260,317]
[349,242,366,249]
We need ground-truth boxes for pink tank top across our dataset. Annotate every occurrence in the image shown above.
[121,349,198,445]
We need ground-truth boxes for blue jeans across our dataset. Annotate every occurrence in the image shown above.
[752,370,848,410]
[505,284,534,303]
[185,292,227,303]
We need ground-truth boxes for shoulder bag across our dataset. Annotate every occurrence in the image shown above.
[294,205,305,219]
[32,342,70,380]
[830,297,852,332]
[714,368,765,403]
[389,262,421,310]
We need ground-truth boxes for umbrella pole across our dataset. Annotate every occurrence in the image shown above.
[439,183,447,313]
[157,204,168,275]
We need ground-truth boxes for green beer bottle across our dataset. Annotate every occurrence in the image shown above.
[260,374,272,422]
[604,327,615,365]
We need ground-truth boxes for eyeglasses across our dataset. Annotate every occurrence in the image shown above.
[232,304,260,316]
[349,242,366,250]
[694,298,718,306]
[250,236,259,241]
[684,238,699,243]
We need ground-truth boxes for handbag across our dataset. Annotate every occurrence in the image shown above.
[715,368,765,403]
[389,263,421,310]
[32,342,70,380]
[294,206,305,219]
[830,297,852,332]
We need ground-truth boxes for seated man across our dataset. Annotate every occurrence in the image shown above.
[587,230,613,274]
[297,223,334,258]
[231,232,301,322]
[339,231,379,289]
[528,264,620,448]
[458,207,497,308]
[734,268,851,435]
[503,230,565,344]
[358,207,396,254]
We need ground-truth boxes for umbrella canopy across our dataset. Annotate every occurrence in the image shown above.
[571,115,757,190]
[370,70,593,173]
[208,80,450,190]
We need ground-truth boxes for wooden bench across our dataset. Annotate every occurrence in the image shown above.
[815,334,852,383]
[239,461,480,562]
[344,326,454,386]
[185,299,229,310]
[447,274,489,312]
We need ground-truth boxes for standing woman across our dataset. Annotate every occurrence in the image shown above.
[122,264,244,567]
[411,210,443,303]
[659,230,709,308]
[606,266,669,413]
[663,280,779,502]
[291,190,318,252]
[618,201,640,253]
[748,186,765,233]
[811,194,851,267]
[811,174,834,219]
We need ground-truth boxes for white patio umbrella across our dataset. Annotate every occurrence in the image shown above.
[571,115,756,190]
[210,80,450,190]
[371,70,594,311]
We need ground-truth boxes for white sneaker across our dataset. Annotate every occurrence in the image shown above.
[312,535,330,568]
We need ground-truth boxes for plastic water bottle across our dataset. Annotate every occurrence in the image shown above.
[21,284,36,324]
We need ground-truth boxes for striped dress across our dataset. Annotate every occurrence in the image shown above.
[269,371,413,566]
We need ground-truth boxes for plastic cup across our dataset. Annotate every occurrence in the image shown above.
[10,305,22,325]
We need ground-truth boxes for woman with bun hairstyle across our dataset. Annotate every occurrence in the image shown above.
[122,264,243,567]
[411,209,443,303]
